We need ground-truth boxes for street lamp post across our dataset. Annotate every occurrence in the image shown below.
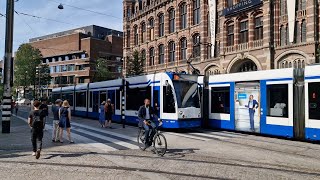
[2,0,14,133]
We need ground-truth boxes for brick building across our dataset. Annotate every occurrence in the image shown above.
[29,25,123,96]
[123,0,319,76]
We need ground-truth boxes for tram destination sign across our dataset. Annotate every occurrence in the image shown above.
[222,0,263,16]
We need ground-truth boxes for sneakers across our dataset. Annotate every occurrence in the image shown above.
[35,149,41,159]
[32,152,36,156]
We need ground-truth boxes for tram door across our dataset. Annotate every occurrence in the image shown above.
[234,82,261,133]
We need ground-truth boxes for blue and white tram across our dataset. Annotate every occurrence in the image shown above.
[208,68,295,138]
[304,65,320,140]
[124,72,202,128]
[87,79,122,120]
[51,72,202,129]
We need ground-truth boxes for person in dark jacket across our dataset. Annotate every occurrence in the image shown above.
[39,99,49,131]
[51,99,62,142]
[138,98,160,149]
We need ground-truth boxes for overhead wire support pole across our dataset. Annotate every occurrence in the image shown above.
[2,0,14,133]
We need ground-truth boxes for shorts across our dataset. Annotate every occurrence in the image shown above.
[59,120,71,128]
[105,113,112,121]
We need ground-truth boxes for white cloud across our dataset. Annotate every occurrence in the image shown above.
[0,0,123,59]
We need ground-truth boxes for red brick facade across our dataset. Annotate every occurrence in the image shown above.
[123,0,319,76]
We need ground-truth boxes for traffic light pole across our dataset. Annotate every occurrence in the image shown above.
[2,0,14,133]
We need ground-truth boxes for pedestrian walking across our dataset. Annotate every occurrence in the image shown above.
[15,103,19,115]
[51,99,62,142]
[28,100,46,159]
[39,99,49,131]
[59,100,74,143]
[99,101,106,128]
[104,99,114,128]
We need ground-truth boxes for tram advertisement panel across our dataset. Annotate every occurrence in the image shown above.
[235,83,260,132]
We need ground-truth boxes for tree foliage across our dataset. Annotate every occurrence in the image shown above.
[37,64,52,86]
[126,50,145,77]
[92,58,112,82]
[14,44,42,89]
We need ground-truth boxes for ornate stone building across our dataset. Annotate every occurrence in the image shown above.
[123,0,319,76]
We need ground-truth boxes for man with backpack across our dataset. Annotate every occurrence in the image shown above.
[28,100,46,159]
[39,98,49,131]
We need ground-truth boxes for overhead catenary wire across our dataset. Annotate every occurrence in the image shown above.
[48,0,121,20]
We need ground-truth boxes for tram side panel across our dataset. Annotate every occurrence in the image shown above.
[304,66,320,140]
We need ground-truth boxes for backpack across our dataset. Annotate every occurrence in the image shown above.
[32,110,43,129]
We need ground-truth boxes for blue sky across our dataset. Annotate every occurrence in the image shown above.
[0,0,123,58]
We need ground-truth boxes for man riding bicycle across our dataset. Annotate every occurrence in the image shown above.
[138,98,160,149]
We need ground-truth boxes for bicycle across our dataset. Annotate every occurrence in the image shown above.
[137,120,167,156]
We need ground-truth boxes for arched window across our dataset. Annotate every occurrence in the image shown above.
[134,25,138,45]
[169,8,175,33]
[193,0,200,25]
[227,23,234,46]
[158,44,165,64]
[236,60,258,72]
[180,38,187,60]
[301,19,306,42]
[295,21,300,43]
[169,41,175,62]
[158,14,165,37]
[149,47,154,66]
[239,19,249,44]
[180,3,187,29]
[193,34,200,57]
[149,18,154,41]
[141,49,146,66]
[280,25,285,46]
[254,16,263,40]
[141,22,146,43]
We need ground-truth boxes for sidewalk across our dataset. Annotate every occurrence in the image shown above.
[0,115,149,180]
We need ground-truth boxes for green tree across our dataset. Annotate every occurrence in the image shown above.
[14,44,42,98]
[126,50,145,77]
[92,58,112,82]
[37,64,52,86]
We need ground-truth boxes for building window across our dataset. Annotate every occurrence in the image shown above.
[226,0,233,7]
[193,0,200,25]
[159,14,164,37]
[56,66,60,72]
[81,54,86,59]
[180,3,187,29]
[227,24,234,46]
[149,18,154,41]
[126,30,131,47]
[193,34,200,58]
[297,0,306,11]
[254,16,263,40]
[69,76,74,84]
[158,44,165,64]
[50,66,55,73]
[58,57,62,61]
[141,22,146,43]
[149,47,154,66]
[301,19,306,42]
[78,78,85,84]
[237,61,257,72]
[280,0,287,16]
[267,84,288,118]
[134,25,138,45]
[68,64,75,71]
[286,25,289,45]
[295,21,301,43]
[65,56,69,60]
[62,65,67,72]
[280,25,286,46]
[169,9,175,33]
[52,58,56,62]
[169,41,175,62]
[239,20,249,44]
[141,49,146,66]
[180,38,187,61]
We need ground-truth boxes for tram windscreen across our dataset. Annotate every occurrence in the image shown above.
[173,80,200,108]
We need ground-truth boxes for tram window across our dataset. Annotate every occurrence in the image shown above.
[309,82,320,120]
[116,90,120,110]
[163,85,176,113]
[63,93,73,106]
[89,92,93,108]
[108,90,116,104]
[99,91,106,104]
[76,92,86,107]
[211,87,230,114]
[52,94,60,102]
[267,84,288,118]
[126,87,151,111]
[92,91,99,112]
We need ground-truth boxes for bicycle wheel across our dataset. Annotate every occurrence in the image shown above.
[153,133,167,156]
[137,128,146,150]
